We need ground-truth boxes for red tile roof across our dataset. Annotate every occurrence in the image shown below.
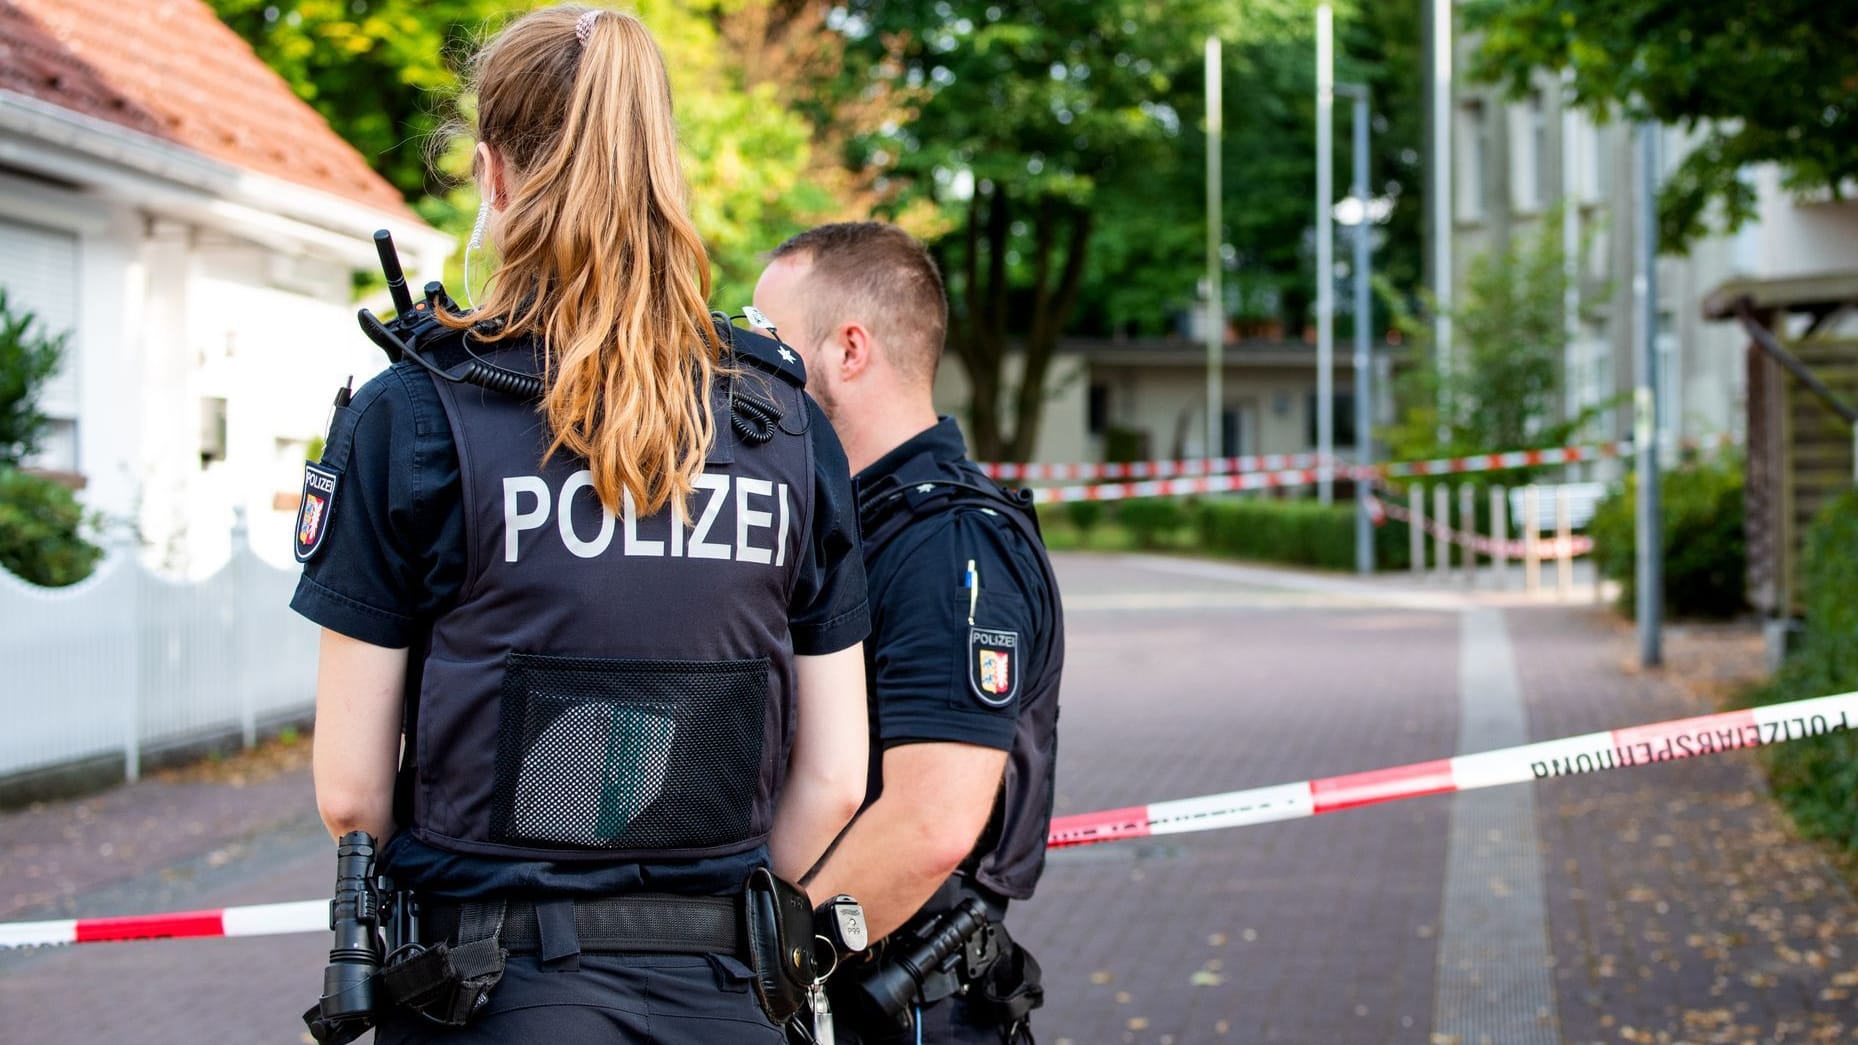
[0,0,413,218]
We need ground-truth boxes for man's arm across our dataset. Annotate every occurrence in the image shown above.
[803,740,1007,940]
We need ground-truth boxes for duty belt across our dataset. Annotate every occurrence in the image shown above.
[422,895,742,956]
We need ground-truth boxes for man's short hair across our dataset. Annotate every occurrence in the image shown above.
[768,222,948,385]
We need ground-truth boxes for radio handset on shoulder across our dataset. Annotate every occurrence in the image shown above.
[357,230,542,400]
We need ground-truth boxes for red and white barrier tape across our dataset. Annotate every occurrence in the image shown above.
[1047,691,1858,847]
[982,453,1327,482]
[1027,441,1632,505]
[999,432,1735,491]
[1031,464,1339,504]
[1376,441,1627,478]
[1370,494,1594,560]
[0,899,326,950]
[5,688,1849,951]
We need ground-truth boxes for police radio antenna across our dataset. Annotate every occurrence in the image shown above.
[355,230,543,399]
[373,230,415,319]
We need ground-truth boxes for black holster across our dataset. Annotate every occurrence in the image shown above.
[850,883,1044,1033]
[965,930,1044,1028]
[379,900,508,1027]
[743,867,817,1025]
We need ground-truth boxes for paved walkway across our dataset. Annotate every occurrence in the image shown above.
[1,553,1854,1044]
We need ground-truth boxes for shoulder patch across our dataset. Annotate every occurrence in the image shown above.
[968,626,1020,707]
[721,320,807,389]
[295,461,341,562]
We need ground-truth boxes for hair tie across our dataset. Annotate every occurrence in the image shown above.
[575,9,602,45]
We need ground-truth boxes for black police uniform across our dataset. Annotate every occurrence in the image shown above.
[828,417,1064,1045]
[290,324,869,1043]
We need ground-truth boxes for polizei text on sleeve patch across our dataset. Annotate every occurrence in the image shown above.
[968,626,1020,707]
[295,462,340,562]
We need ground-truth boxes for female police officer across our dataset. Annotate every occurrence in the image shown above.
[289,6,870,1042]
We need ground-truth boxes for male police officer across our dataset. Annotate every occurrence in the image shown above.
[753,223,1063,1044]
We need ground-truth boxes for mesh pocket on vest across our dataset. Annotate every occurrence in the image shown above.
[490,653,768,852]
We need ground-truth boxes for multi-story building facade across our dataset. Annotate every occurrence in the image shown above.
[1450,40,1858,466]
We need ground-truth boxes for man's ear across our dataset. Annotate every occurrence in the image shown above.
[837,322,876,382]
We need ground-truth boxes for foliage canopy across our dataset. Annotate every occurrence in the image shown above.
[207,0,856,307]
[1381,206,1589,465]
[832,0,1422,458]
[1466,0,1858,251]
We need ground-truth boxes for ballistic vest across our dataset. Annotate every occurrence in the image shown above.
[858,454,1065,901]
[411,325,814,864]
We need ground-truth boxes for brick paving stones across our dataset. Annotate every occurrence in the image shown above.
[2,555,1855,1045]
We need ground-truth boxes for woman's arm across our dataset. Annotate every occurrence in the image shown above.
[311,628,409,842]
[768,643,868,882]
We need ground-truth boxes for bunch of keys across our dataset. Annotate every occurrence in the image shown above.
[803,895,869,1045]
[806,967,835,1045]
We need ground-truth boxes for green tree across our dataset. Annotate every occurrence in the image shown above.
[0,289,99,587]
[209,1,847,307]
[207,0,486,203]
[0,287,66,467]
[830,0,1258,459]
[828,1,1422,459]
[1465,0,1858,251]
[1381,206,1591,462]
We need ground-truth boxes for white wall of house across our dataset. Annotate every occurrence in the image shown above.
[0,103,449,579]
[930,351,1091,464]
[1089,362,1352,461]
[926,342,1358,467]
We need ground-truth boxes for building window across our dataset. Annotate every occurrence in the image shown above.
[1456,101,1487,222]
[1511,92,1547,212]
[1087,382,1110,436]
[1307,393,1358,449]
[1568,112,1599,204]
[201,397,229,467]
[1591,123,1612,201]
[1220,408,1242,457]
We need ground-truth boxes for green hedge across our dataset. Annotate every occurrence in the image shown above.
[1749,492,1858,853]
[1195,497,1411,570]
[1040,494,1412,570]
[1589,456,1746,619]
[0,468,102,586]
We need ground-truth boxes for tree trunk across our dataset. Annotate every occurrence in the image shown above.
[951,183,1013,459]
[946,188,1092,463]
[1004,208,1093,462]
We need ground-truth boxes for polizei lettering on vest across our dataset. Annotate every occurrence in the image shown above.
[502,470,791,565]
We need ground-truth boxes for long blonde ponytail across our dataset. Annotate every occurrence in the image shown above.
[443,5,719,519]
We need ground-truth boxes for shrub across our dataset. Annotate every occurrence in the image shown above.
[1064,500,1104,538]
[0,468,102,586]
[0,287,67,467]
[1194,496,1413,571]
[1102,426,1148,464]
[1590,456,1746,619]
[1116,498,1188,548]
[1750,493,1858,852]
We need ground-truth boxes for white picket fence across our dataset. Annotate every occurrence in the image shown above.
[0,511,316,783]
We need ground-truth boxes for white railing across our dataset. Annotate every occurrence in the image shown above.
[0,511,316,782]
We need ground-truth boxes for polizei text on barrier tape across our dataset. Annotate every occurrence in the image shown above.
[1529,708,1850,780]
[3,689,1850,951]
[1043,691,1858,846]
